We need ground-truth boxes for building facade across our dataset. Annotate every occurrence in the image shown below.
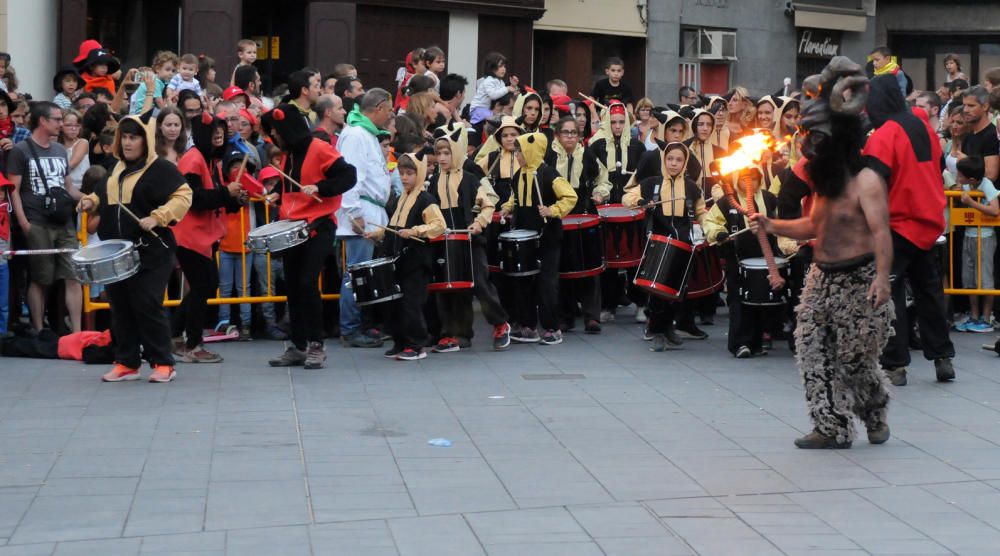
[645,0,876,103]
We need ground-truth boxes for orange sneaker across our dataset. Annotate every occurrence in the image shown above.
[148,365,176,383]
[102,364,141,382]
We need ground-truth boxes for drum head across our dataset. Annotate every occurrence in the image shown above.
[597,204,642,221]
[249,219,306,238]
[351,257,396,270]
[500,229,539,241]
[72,240,133,262]
[563,214,600,229]
[741,256,788,269]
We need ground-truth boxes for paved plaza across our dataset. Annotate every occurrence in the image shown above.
[2,308,1000,555]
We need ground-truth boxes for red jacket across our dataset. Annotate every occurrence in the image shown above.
[58,330,113,361]
[279,139,343,224]
[174,149,227,257]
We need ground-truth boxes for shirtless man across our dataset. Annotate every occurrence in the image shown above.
[751,59,895,449]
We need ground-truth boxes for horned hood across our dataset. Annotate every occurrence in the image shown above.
[516,132,548,172]
[112,111,159,168]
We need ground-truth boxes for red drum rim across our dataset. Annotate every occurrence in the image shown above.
[606,259,642,269]
[562,214,601,230]
[597,203,644,223]
[428,281,475,291]
[634,278,683,300]
[431,233,471,242]
[488,265,501,273]
[685,279,725,298]
[559,266,605,279]
[648,234,694,252]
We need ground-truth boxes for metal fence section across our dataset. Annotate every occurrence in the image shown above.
[943,189,999,296]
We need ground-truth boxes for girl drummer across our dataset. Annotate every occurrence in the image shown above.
[623,142,707,352]
[77,114,193,383]
[365,153,446,361]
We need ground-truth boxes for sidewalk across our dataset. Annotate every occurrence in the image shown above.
[1,307,999,555]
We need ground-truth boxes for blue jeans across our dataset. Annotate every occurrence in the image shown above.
[0,261,8,335]
[339,236,374,336]
[218,251,253,325]
[252,253,283,324]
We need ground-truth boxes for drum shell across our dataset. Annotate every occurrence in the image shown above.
[246,220,309,254]
[430,233,474,291]
[499,230,540,277]
[685,243,725,299]
[738,257,791,306]
[72,240,141,285]
[633,234,694,300]
[559,215,605,279]
[349,257,403,306]
[486,212,511,273]
[597,204,645,268]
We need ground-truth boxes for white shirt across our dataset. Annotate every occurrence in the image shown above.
[336,124,391,237]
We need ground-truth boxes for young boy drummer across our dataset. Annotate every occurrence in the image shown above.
[365,153,446,361]
[624,142,707,351]
[703,166,785,358]
[499,132,578,345]
[430,123,511,352]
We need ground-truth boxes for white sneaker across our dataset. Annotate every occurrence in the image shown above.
[634,307,647,323]
[600,310,615,323]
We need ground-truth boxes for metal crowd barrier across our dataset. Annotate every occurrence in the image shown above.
[81,199,341,314]
[943,189,1000,296]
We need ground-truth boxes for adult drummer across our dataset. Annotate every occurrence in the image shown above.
[703,166,784,358]
[78,114,193,383]
[261,103,356,369]
[546,116,610,333]
[624,142,707,351]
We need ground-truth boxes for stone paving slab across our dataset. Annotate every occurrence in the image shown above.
[1,306,1000,554]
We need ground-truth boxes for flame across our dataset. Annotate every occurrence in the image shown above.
[715,131,778,175]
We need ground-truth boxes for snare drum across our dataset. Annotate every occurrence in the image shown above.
[246,220,309,254]
[348,257,403,306]
[633,234,694,300]
[559,214,605,279]
[738,257,790,306]
[597,204,645,268]
[499,229,540,276]
[430,232,474,291]
[685,243,725,299]
[485,212,511,273]
[72,239,141,285]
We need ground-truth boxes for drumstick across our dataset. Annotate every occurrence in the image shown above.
[234,153,250,186]
[373,223,426,243]
[708,226,753,246]
[0,248,77,256]
[118,204,161,239]
[269,164,324,202]
[577,92,607,112]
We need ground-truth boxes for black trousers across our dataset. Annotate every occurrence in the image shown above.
[109,251,176,367]
[726,276,784,354]
[514,233,561,331]
[645,294,677,335]
[282,223,334,350]
[438,241,510,339]
[881,231,955,368]
[600,267,647,310]
[392,266,430,351]
[172,246,218,349]
[559,275,601,327]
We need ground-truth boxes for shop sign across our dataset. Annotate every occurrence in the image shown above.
[797,29,841,59]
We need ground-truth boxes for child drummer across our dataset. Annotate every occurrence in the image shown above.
[624,142,707,351]
[703,165,785,359]
[430,123,511,352]
[499,132,578,345]
[365,153,446,361]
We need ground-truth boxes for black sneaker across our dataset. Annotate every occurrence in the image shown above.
[343,332,383,348]
[934,358,955,382]
[664,328,684,346]
[493,323,511,351]
[584,320,601,334]
[512,327,541,343]
[540,329,563,345]
[675,323,706,340]
[397,348,427,361]
[735,345,752,359]
[385,345,404,358]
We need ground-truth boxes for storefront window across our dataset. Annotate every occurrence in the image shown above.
[932,46,971,88]
[980,44,1000,82]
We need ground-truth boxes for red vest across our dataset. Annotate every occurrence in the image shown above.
[174,149,227,257]
[279,138,344,224]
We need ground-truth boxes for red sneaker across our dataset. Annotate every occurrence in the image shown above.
[148,365,177,383]
[102,364,141,382]
[432,337,460,353]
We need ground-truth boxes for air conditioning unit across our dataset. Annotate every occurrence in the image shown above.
[698,30,737,61]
